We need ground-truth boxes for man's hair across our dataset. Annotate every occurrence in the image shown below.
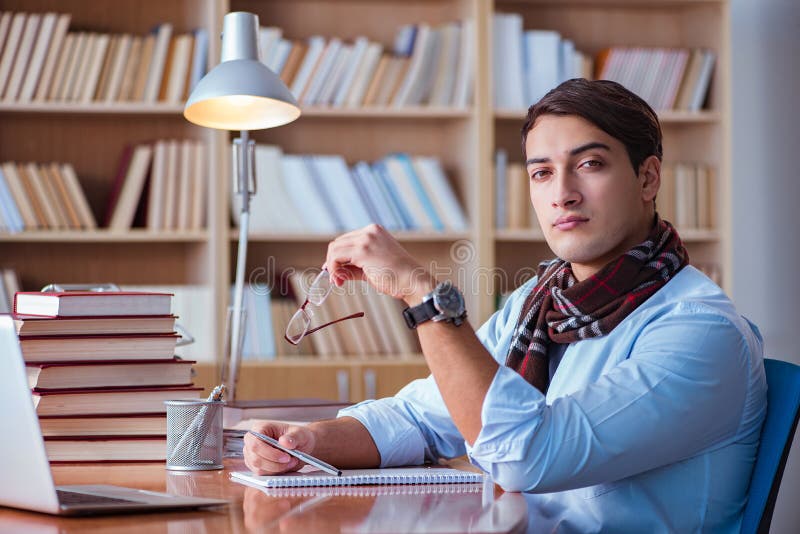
[521,79,663,174]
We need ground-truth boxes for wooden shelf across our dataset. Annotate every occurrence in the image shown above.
[0,102,186,115]
[238,230,473,243]
[0,230,209,243]
[300,106,472,119]
[494,228,719,243]
[495,109,721,124]
[236,354,426,368]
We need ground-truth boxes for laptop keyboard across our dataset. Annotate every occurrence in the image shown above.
[57,489,138,505]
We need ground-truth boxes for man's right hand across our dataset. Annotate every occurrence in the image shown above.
[243,420,317,475]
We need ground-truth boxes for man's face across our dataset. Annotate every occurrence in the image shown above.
[524,114,659,280]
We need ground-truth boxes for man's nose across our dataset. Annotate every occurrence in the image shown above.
[551,173,582,209]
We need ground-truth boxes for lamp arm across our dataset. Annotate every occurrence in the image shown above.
[226,130,255,401]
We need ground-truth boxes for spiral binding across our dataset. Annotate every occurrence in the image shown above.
[261,483,484,498]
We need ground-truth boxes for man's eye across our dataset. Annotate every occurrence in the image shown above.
[530,170,550,180]
[581,159,602,168]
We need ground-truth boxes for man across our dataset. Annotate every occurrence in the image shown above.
[244,79,766,532]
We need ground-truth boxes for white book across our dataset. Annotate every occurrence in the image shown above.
[413,156,468,231]
[190,141,207,230]
[162,140,179,229]
[142,23,173,102]
[58,32,86,101]
[382,155,435,230]
[309,155,372,230]
[18,12,57,101]
[499,14,525,109]
[0,13,26,98]
[176,139,193,230]
[558,39,575,84]
[689,49,716,112]
[33,14,70,101]
[164,34,193,103]
[351,161,397,229]
[103,34,132,102]
[187,28,208,95]
[452,19,474,108]
[371,160,413,230]
[391,24,431,107]
[1,162,38,229]
[302,38,342,105]
[344,42,382,107]
[332,37,369,107]
[4,13,40,100]
[0,166,23,232]
[268,38,292,74]
[59,164,96,229]
[232,144,305,233]
[280,155,337,233]
[414,27,443,105]
[428,23,460,106]
[0,14,11,61]
[80,33,110,103]
[525,29,561,105]
[316,44,351,106]
[146,140,168,230]
[290,35,325,100]
[258,26,282,66]
[108,145,154,231]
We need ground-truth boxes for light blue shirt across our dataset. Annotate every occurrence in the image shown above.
[339,266,767,532]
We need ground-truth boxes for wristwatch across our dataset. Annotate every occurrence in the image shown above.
[402,281,467,329]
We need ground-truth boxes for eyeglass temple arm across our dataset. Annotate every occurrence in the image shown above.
[283,312,365,345]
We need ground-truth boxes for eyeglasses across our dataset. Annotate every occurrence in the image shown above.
[284,269,364,345]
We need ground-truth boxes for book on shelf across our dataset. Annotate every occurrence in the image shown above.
[44,435,167,463]
[0,12,25,98]
[38,413,167,438]
[658,162,716,231]
[32,385,203,416]
[14,314,177,336]
[14,291,172,317]
[18,333,180,363]
[26,358,194,390]
[32,13,71,101]
[106,144,153,231]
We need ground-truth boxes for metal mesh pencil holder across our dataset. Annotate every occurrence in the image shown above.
[165,399,225,471]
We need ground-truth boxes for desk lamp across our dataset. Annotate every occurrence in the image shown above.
[184,12,301,400]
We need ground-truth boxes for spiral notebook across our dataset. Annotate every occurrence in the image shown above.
[230,467,485,488]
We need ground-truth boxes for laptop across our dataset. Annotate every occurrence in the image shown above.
[0,315,227,515]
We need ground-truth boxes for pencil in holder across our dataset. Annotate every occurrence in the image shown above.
[165,399,224,471]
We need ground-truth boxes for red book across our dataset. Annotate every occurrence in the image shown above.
[38,413,168,437]
[26,358,195,390]
[14,314,177,336]
[18,333,179,362]
[13,291,173,317]
[44,435,167,463]
[32,385,203,416]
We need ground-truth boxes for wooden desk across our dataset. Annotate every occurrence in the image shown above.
[0,460,528,533]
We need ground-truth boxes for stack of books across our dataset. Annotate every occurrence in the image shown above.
[12,290,202,462]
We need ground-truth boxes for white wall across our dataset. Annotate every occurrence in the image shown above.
[731,0,800,531]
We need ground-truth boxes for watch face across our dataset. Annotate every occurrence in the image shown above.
[433,282,465,318]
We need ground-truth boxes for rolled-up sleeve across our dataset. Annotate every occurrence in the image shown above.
[467,303,755,493]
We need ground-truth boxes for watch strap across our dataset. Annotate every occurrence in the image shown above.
[402,299,438,329]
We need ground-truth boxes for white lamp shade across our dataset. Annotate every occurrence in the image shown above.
[183,12,301,131]
[184,60,301,130]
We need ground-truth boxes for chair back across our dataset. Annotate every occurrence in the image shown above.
[741,358,800,534]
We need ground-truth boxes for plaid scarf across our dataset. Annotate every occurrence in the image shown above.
[505,216,688,393]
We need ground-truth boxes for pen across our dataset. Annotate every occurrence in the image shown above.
[248,430,342,476]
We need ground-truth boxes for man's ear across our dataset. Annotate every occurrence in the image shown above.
[639,155,660,203]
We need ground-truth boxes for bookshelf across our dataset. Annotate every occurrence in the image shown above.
[2,0,730,402]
